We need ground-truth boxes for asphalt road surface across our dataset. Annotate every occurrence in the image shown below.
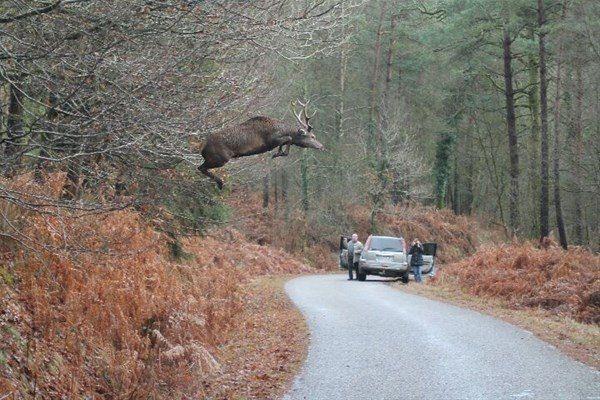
[283,274,599,400]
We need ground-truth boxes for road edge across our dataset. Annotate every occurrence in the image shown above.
[390,279,599,370]
[203,274,310,399]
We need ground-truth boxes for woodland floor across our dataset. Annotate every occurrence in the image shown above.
[392,279,600,370]
[202,275,309,400]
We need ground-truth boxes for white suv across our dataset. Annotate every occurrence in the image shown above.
[358,235,435,283]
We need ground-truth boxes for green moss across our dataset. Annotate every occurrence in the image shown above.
[167,239,194,262]
[0,350,6,366]
[2,324,21,341]
[47,354,64,375]
[203,203,231,224]
[0,265,15,286]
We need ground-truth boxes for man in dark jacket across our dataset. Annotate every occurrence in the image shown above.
[408,238,424,283]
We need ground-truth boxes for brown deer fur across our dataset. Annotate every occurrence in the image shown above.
[199,111,324,189]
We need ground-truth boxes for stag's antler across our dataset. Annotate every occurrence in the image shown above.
[291,99,317,130]
[290,100,306,127]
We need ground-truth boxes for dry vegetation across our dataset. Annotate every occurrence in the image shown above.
[433,242,600,324]
[348,205,497,264]
[0,175,311,399]
[204,276,309,400]
[2,174,598,397]
[225,190,340,269]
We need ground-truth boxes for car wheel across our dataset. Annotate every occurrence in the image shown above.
[401,271,409,284]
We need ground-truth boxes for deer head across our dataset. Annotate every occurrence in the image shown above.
[290,99,324,150]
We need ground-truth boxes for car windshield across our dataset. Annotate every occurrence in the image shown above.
[369,237,403,252]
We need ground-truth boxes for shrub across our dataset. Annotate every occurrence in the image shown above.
[0,174,311,398]
[433,242,600,324]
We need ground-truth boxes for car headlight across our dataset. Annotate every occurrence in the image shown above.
[393,254,405,262]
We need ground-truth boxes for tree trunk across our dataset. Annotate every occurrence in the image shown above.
[391,172,401,205]
[337,10,349,140]
[552,1,568,249]
[378,11,397,139]
[300,152,309,213]
[367,1,387,151]
[35,91,59,182]
[383,14,398,107]
[526,27,541,236]
[281,170,290,222]
[4,79,24,176]
[377,12,397,190]
[538,0,550,240]
[571,64,585,244]
[272,168,278,213]
[367,1,388,233]
[452,153,460,214]
[434,132,454,209]
[502,27,520,233]
[464,124,475,214]
[395,39,404,107]
[262,170,270,209]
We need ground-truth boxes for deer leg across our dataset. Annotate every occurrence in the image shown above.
[198,163,224,190]
[272,137,292,158]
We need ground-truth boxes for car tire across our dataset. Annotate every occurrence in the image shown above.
[401,271,409,284]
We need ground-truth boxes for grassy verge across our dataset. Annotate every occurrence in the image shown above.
[203,275,309,399]
[391,280,600,369]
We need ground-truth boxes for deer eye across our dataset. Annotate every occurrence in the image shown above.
[298,129,308,136]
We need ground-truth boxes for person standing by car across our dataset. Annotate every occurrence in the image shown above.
[408,238,424,283]
[346,233,363,280]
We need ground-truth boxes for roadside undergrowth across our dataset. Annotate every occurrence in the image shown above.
[0,174,311,399]
[203,276,308,399]
[434,242,600,324]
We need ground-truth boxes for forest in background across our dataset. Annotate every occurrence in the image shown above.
[256,0,599,250]
[1,0,598,250]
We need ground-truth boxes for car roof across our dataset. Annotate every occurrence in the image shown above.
[370,235,403,239]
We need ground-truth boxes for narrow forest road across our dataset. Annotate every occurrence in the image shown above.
[283,274,599,400]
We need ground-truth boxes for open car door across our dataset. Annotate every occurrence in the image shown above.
[339,235,351,270]
[423,242,437,257]
[422,242,437,276]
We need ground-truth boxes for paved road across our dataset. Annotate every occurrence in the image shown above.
[283,274,599,400]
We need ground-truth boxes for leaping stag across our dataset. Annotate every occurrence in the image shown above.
[198,100,324,189]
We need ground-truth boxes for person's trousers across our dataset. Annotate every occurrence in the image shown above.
[348,256,354,279]
[413,264,422,283]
